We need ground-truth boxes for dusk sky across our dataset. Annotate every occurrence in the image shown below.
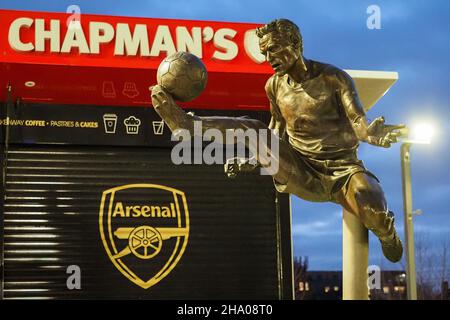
[1,0,449,272]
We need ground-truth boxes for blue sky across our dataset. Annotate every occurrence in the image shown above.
[1,0,449,271]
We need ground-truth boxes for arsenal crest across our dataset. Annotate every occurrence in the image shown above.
[99,184,189,289]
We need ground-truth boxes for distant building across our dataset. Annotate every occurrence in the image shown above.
[296,271,341,300]
[296,270,407,300]
[369,271,407,300]
[441,281,450,300]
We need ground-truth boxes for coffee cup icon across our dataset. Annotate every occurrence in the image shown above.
[103,114,118,133]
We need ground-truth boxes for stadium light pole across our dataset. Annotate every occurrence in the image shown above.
[400,124,433,300]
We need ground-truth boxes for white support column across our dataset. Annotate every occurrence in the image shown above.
[343,209,369,300]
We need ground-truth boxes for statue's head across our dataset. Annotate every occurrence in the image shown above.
[256,19,303,75]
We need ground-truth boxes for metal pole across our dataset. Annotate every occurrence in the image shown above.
[343,209,369,300]
[1,84,13,300]
[274,192,283,299]
[401,143,418,300]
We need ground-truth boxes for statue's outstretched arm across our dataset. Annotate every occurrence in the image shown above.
[337,70,405,148]
[265,77,286,140]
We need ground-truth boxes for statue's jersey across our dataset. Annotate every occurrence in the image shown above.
[266,60,365,160]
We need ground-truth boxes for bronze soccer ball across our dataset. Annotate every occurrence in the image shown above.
[156,51,208,102]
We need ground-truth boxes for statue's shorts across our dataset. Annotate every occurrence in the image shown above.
[273,145,379,203]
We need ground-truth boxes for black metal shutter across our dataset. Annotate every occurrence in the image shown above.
[1,144,286,299]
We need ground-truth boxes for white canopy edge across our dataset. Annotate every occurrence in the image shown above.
[344,70,398,111]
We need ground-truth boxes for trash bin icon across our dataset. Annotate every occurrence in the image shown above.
[102,81,116,98]
[103,114,118,133]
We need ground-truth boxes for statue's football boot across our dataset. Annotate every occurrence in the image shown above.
[378,211,403,263]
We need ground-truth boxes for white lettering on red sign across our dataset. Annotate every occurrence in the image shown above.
[7,17,255,62]
[114,23,151,56]
[90,22,114,54]
[9,17,34,52]
[212,28,238,61]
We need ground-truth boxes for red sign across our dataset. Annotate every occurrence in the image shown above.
[0,9,272,110]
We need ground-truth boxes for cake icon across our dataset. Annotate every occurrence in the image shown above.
[124,116,141,135]
[122,82,139,98]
